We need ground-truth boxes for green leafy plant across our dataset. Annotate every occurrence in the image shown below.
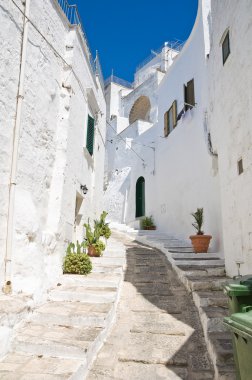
[191,208,204,235]
[94,211,111,239]
[63,252,92,275]
[83,219,106,256]
[66,241,86,255]
[141,215,155,229]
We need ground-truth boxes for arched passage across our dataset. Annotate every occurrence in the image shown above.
[129,96,151,125]
[135,177,145,217]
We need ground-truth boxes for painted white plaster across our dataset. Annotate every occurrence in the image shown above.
[208,0,252,276]
[0,0,106,300]
[104,0,223,254]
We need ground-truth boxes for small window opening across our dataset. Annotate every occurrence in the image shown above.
[238,158,243,175]
[164,100,177,137]
[184,79,195,111]
[222,31,230,65]
[86,115,95,156]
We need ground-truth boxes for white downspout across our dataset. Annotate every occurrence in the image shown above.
[3,0,30,293]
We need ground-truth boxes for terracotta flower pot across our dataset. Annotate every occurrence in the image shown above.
[87,245,100,257]
[189,235,212,253]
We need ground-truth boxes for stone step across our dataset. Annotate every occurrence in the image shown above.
[0,352,86,380]
[188,276,228,291]
[167,247,194,253]
[193,290,228,308]
[209,331,235,367]
[90,257,125,266]
[172,252,222,260]
[91,264,123,274]
[13,322,102,360]
[103,250,126,258]
[201,306,229,333]
[49,286,117,304]
[176,259,225,268]
[58,273,121,288]
[32,301,114,328]
[182,267,226,277]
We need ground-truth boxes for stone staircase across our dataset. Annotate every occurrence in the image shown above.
[0,238,126,380]
[110,223,236,380]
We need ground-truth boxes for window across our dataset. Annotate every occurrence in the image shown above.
[164,100,177,137]
[184,79,195,111]
[238,158,243,175]
[86,115,95,156]
[222,31,230,65]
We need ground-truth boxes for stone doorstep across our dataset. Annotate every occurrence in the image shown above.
[32,301,114,328]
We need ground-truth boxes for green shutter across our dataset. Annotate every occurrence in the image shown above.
[86,115,95,156]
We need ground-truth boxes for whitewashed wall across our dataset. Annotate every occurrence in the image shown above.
[104,0,223,253]
[0,0,24,294]
[0,0,106,300]
[208,0,252,276]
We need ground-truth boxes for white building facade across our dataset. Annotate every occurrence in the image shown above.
[104,0,252,277]
[0,0,106,300]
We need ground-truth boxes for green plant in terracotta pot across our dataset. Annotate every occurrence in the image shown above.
[83,221,105,257]
[189,208,212,253]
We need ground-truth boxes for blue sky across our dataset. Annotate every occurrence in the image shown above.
[73,0,198,82]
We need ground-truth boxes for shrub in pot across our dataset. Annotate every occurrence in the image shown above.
[63,242,92,275]
[141,216,156,230]
[189,208,212,253]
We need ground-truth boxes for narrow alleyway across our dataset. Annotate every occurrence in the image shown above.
[88,233,214,380]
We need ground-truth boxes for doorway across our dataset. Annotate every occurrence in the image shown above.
[135,177,145,217]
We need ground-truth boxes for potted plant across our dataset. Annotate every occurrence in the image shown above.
[189,208,212,253]
[63,242,92,275]
[94,211,111,242]
[83,221,105,257]
[141,216,156,230]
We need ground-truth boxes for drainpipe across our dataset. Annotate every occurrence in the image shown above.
[3,0,30,294]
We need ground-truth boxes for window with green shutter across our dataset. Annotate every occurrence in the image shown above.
[86,115,95,156]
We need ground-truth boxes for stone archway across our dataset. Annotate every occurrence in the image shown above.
[129,96,151,125]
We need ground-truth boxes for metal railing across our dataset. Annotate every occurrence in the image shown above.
[56,0,104,89]
[136,40,184,72]
[104,75,133,89]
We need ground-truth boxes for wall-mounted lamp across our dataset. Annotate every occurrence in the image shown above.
[80,184,88,195]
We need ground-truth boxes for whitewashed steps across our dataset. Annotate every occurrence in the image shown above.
[13,322,102,360]
[172,252,222,260]
[32,301,114,328]
[176,259,225,268]
[0,353,87,380]
[49,285,117,303]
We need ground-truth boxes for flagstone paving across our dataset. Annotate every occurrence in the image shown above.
[88,239,214,380]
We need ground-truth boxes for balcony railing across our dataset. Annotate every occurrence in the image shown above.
[56,0,104,89]
[104,75,133,89]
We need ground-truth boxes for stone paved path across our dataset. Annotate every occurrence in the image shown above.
[88,236,214,380]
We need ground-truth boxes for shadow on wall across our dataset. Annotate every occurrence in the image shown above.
[124,240,214,377]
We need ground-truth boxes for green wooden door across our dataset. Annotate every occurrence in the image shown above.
[136,177,145,217]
